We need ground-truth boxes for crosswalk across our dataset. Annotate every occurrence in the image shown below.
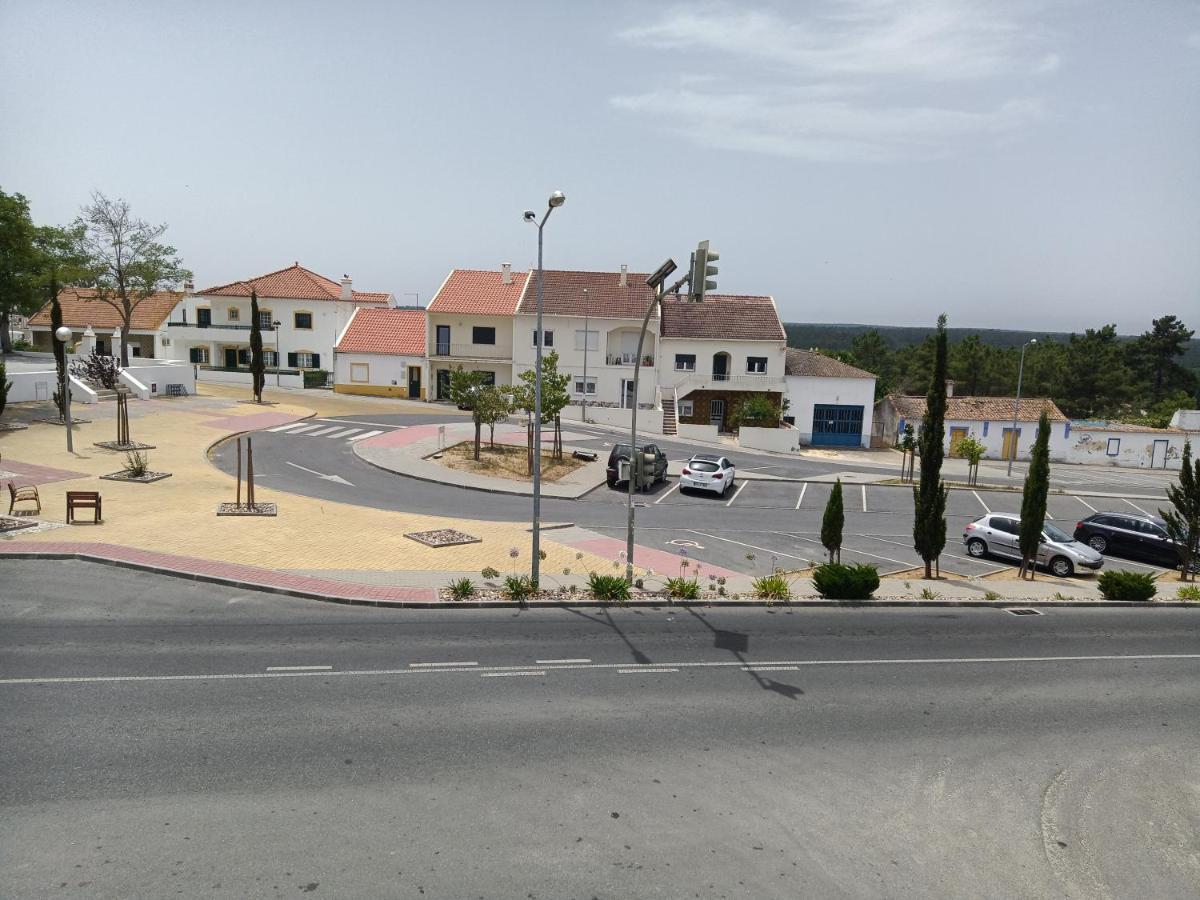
[266,421,390,443]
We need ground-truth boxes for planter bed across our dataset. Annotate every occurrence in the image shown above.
[216,501,278,516]
[101,471,172,484]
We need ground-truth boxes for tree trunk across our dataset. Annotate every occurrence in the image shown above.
[0,310,10,353]
[120,322,130,367]
[474,419,481,461]
[924,560,932,579]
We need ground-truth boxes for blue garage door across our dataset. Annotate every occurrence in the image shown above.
[812,404,864,446]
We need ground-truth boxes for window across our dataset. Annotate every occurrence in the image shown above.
[678,400,694,417]
[294,312,313,330]
[227,306,240,321]
[196,308,211,327]
[238,348,252,366]
[992,517,1019,534]
[746,356,768,374]
[675,354,696,371]
[289,352,320,369]
[532,329,554,347]
[188,347,209,364]
[258,310,273,330]
[574,329,599,351]
[573,377,596,395]
[1106,437,1120,456]
[350,362,369,383]
[263,349,276,367]
[472,326,496,345]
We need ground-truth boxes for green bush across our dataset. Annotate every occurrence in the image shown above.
[1176,584,1200,602]
[752,573,791,600]
[587,572,630,604]
[123,450,150,477]
[811,562,880,600]
[1097,570,1156,602]
[664,576,700,599]
[481,566,500,580]
[503,574,538,603]
[302,368,329,388]
[447,577,475,601]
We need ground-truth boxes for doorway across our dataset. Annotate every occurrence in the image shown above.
[1151,439,1168,468]
[949,427,968,457]
[435,325,450,356]
[1001,427,1021,462]
[712,352,730,382]
[408,366,422,400]
[224,347,238,368]
[436,369,451,401]
[709,398,726,430]
[621,379,635,409]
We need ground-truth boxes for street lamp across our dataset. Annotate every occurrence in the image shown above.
[54,325,73,452]
[581,288,590,423]
[1007,338,1037,477]
[524,189,566,587]
[272,320,282,388]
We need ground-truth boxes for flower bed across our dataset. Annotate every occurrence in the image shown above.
[405,528,481,548]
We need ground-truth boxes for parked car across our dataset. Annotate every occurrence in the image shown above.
[606,443,668,488]
[680,454,736,497]
[1073,512,1199,571]
[963,514,1103,577]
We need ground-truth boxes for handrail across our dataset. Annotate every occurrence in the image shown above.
[167,322,275,331]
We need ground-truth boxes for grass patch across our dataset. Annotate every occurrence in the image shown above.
[434,441,586,483]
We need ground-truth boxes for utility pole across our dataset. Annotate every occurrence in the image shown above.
[1008,339,1037,478]
[581,288,590,423]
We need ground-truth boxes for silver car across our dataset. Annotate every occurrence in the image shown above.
[679,454,736,497]
[963,514,1103,577]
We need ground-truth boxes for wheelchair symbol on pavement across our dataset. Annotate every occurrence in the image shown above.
[668,539,705,550]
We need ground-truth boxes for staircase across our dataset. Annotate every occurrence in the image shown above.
[661,397,677,435]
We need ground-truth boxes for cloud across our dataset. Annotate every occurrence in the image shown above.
[613,1,1057,161]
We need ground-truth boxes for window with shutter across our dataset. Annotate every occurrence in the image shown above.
[287,352,298,368]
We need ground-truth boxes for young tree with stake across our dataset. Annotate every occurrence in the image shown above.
[1017,411,1051,579]
[821,479,844,563]
[913,315,950,579]
[448,367,493,461]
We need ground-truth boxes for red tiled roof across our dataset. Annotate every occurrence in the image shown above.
[197,263,391,304]
[785,348,874,379]
[660,294,784,341]
[888,395,1068,423]
[427,268,529,315]
[516,270,657,319]
[29,288,183,331]
[335,307,426,356]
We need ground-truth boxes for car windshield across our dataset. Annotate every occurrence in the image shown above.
[689,460,719,472]
[1043,522,1073,543]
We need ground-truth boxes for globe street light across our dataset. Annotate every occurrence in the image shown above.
[524,190,566,587]
[54,325,74,452]
[1008,338,1037,478]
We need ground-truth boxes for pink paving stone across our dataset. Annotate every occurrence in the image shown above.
[358,423,444,448]
[0,460,90,487]
[569,537,742,578]
[201,411,306,431]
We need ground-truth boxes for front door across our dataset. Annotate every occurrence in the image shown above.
[224,347,238,368]
[436,325,450,356]
[949,427,968,457]
[621,379,635,409]
[1001,427,1021,462]
[712,353,729,381]
[1151,439,1168,468]
[710,399,726,430]
[436,369,451,401]
[408,366,422,400]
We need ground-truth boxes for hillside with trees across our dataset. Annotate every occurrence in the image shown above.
[786,318,1198,424]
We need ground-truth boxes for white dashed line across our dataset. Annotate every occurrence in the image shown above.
[308,426,342,437]
[315,418,403,428]
[409,661,478,668]
[348,430,384,442]
[741,665,800,672]
[286,424,323,435]
[481,670,545,678]
[795,484,807,509]
[268,422,309,432]
[536,658,592,664]
[861,485,868,512]
[324,428,360,439]
[618,668,679,674]
[265,665,332,671]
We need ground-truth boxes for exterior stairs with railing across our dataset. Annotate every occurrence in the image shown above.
[661,396,677,435]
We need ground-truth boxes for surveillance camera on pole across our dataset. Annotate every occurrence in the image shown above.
[689,240,719,302]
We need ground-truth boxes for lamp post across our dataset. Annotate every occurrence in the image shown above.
[272,319,282,387]
[524,190,566,587]
[54,325,73,452]
[581,288,590,423]
[1007,338,1037,477]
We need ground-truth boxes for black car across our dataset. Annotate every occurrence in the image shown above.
[606,443,668,488]
[1073,512,1198,571]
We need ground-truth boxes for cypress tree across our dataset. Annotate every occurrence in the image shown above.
[1018,411,1052,579]
[913,314,950,579]
[1160,440,1199,581]
[249,289,265,403]
[50,289,67,420]
[821,479,844,563]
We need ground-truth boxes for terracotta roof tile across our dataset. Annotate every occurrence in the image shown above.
[427,269,529,315]
[197,263,390,304]
[785,348,875,379]
[516,270,657,319]
[660,294,784,341]
[335,308,426,356]
[888,395,1068,423]
[1070,420,1186,434]
[29,288,183,331]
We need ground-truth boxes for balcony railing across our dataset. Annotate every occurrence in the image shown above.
[429,342,511,360]
[606,353,654,366]
[663,371,780,392]
[167,321,275,331]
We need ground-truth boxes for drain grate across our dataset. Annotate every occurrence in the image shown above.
[1004,607,1044,616]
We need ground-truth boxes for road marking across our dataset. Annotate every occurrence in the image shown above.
[284,461,355,486]
[861,485,868,512]
[324,428,361,439]
[618,668,678,674]
[1123,498,1152,516]
[1075,496,1098,512]
[972,491,990,514]
[4,654,1199,686]
[795,484,807,509]
[726,481,747,507]
[409,661,477,668]
[536,658,591,664]
[308,426,342,437]
[741,665,800,672]
[268,422,309,432]
[315,418,404,428]
[286,424,323,435]
[794,532,911,568]
[266,665,332,672]
[654,482,679,504]
[347,430,384,442]
[481,670,545,678]
[689,531,813,565]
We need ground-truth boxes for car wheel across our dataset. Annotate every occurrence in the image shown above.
[1050,556,1074,578]
[1087,534,1107,553]
[966,538,988,558]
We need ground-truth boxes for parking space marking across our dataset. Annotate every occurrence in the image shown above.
[690,531,815,566]
[654,482,679,505]
[862,485,868,512]
[972,491,990,514]
[1075,496,1098,512]
[795,484,807,510]
[726,482,747,508]
[1122,498,1152,516]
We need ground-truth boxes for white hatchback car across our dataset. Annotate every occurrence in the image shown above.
[680,454,736,497]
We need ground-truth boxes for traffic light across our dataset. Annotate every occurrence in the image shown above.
[690,239,719,302]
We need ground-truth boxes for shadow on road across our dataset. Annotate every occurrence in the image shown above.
[685,607,805,700]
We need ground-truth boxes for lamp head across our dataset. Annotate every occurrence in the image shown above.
[523,210,537,222]
[54,325,72,343]
[548,190,565,208]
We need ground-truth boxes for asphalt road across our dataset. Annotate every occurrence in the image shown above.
[210,411,1180,579]
[3,561,1199,898]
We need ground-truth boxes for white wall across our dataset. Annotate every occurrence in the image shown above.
[676,423,720,441]
[739,425,801,453]
[333,352,426,397]
[121,362,197,397]
[1054,427,1187,469]
[198,367,305,389]
[785,374,876,449]
[5,370,97,404]
[657,337,788,394]
[577,403,663,434]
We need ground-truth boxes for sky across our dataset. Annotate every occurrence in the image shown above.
[2,0,1198,334]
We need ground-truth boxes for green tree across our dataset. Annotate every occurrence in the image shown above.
[249,289,265,403]
[821,479,844,563]
[950,334,987,396]
[956,434,986,486]
[78,191,190,366]
[513,350,572,459]
[0,188,38,353]
[1160,440,1199,582]
[475,384,512,448]
[448,367,493,461]
[913,314,950,579]
[1059,325,1131,418]
[1017,412,1051,579]
[728,393,779,429]
[1129,316,1195,404]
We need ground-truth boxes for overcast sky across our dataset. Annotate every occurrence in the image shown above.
[2,1,1197,333]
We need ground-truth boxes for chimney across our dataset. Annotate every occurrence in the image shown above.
[501,263,512,285]
[946,380,955,398]
[183,280,194,295]
[619,264,628,288]
[340,274,353,301]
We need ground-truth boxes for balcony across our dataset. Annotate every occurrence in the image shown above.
[663,370,781,393]
[605,352,654,367]
[167,322,275,331]
[429,342,511,361]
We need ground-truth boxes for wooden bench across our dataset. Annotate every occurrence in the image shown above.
[66,491,102,524]
[7,481,40,515]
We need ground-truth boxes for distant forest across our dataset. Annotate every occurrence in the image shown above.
[784,317,1199,425]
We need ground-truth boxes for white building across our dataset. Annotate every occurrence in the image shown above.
[333,307,427,399]
[164,263,392,378]
[29,288,183,358]
[876,394,1068,461]
[1058,421,1191,469]
[783,349,877,448]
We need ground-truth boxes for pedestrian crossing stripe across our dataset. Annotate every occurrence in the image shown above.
[348,430,384,441]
